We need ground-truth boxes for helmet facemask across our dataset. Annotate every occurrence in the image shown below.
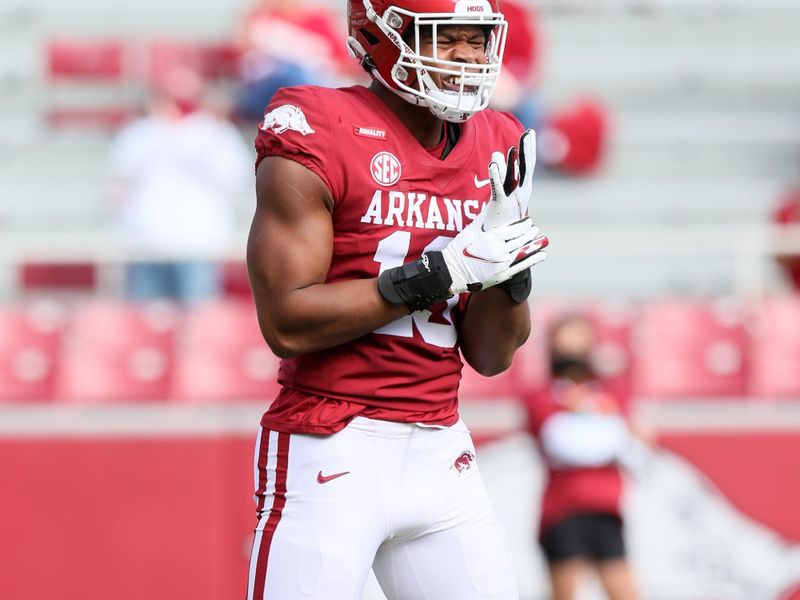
[351,0,507,123]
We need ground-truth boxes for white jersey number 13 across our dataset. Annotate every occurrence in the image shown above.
[372,231,458,349]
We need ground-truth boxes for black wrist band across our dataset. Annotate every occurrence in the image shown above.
[497,268,532,303]
[377,251,454,313]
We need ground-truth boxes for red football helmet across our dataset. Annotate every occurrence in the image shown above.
[347,0,508,122]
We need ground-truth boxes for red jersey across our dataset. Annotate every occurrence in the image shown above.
[774,189,800,289]
[254,85,524,434]
[526,380,624,534]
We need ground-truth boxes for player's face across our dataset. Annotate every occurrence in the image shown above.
[416,24,488,93]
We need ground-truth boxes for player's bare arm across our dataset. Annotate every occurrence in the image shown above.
[248,157,407,358]
[459,287,531,375]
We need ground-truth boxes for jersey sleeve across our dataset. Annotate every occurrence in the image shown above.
[254,86,336,197]
[477,109,526,167]
[494,110,525,147]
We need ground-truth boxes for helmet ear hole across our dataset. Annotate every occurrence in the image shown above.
[360,28,380,46]
[347,36,377,74]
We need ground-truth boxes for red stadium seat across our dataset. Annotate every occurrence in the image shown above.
[585,301,635,408]
[779,584,800,600]
[0,301,66,402]
[510,299,563,397]
[19,262,97,291]
[47,39,126,80]
[458,364,519,403]
[171,300,280,402]
[44,37,239,130]
[56,301,179,402]
[221,261,252,298]
[748,296,800,399]
[44,38,138,129]
[147,40,240,89]
[632,298,748,399]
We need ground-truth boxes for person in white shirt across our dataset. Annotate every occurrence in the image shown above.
[110,71,252,303]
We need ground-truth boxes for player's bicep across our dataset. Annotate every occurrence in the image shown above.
[247,156,334,312]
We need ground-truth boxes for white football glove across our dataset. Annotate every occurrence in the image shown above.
[441,129,547,294]
[485,128,536,228]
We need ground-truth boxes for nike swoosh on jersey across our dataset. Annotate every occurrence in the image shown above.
[462,246,505,263]
[317,470,351,484]
[474,175,490,188]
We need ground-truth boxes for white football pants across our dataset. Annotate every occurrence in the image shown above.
[246,416,519,600]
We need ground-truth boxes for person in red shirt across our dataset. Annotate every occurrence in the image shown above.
[773,189,800,289]
[489,0,608,176]
[488,0,542,129]
[527,314,641,600]
[244,0,549,597]
[234,0,357,120]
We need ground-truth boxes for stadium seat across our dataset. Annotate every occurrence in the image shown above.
[19,262,97,291]
[632,298,748,399]
[47,39,125,80]
[0,301,66,402]
[56,301,179,402]
[458,363,519,403]
[221,261,252,298]
[44,38,137,129]
[147,40,239,90]
[748,296,800,399]
[510,299,564,397]
[171,300,280,402]
[585,301,635,408]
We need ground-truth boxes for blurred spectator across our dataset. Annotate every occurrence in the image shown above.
[490,0,543,130]
[526,314,645,600]
[539,98,609,176]
[234,0,356,121]
[773,187,800,289]
[109,69,252,304]
[493,1,608,175]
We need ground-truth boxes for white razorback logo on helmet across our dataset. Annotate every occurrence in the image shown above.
[261,105,315,135]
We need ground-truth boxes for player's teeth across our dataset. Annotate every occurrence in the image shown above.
[443,76,460,88]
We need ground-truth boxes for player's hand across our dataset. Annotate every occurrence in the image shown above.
[484,129,536,228]
[441,129,546,295]
[441,214,547,295]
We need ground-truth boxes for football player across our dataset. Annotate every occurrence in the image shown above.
[246,0,548,597]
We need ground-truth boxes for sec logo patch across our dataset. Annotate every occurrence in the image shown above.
[370,152,401,186]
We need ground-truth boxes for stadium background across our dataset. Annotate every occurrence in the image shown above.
[1,0,800,598]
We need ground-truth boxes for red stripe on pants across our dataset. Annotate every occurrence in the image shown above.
[252,431,290,600]
[255,427,270,515]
